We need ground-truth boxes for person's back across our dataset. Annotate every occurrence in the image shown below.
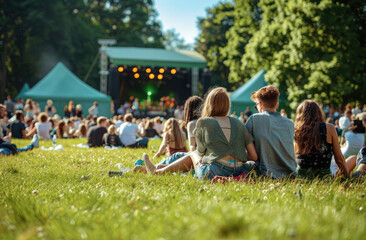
[246,112,296,177]
[246,85,296,178]
[9,120,25,139]
[87,117,107,147]
[118,121,138,146]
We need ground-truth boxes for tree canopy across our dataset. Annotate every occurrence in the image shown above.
[197,0,366,109]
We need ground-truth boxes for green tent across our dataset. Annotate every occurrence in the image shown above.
[23,62,111,117]
[106,47,206,68]
[15,83,30,100]
[230,69,267,114]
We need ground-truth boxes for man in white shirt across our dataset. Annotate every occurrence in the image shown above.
[118,113,147,148]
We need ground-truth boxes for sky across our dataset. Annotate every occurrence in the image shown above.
[154,0,227,45]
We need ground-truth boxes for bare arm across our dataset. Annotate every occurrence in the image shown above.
[154,133,168,158]
[187,121,196,152]
[26,127,36,138]
[329,124,349,176]
[246,142,258,161]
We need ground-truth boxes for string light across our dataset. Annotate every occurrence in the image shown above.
[132,67,138,73]
[118,67,124,72]
[149,73,155,79]
[158,74,163,80]
[159,68,165,74]
[171,69,177,74]
[146,68,151,73]
[134,73,140,78]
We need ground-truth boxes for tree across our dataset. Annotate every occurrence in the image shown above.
[221,0,261,89]
[196,2,235,89]
[163,29,192,50]
[240,0,366,109]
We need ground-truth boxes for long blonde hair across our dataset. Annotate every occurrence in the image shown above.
[201,87,230,117]
[163,118,186,148]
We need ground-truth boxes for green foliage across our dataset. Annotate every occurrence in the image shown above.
[241,0,366,109]
[163,29,193,50]
[199,0,366,109]
[0,0,164,99]
[1,138,366,239]
[196,2,235,89]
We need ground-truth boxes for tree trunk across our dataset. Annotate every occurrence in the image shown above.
[0,31,7,102]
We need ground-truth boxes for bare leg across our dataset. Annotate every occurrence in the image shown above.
[154,153,194,175]
[134,165,167,174]
[356,163,366,173]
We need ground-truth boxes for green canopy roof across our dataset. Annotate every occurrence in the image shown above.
[106,47,206,69]
[23,62,110,101]
[15,83,29,100]
[230,69,267,103]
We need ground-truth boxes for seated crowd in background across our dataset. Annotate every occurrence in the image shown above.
[1,92,365,180]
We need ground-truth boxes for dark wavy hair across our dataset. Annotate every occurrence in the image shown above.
[184,96,203,125]
[294,100,325,155]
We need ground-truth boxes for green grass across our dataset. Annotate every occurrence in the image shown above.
[0,138,365,240]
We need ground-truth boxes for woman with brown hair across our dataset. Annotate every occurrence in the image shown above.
[295,100,349,178]
[144,87,257,180]
[56,120,66,138]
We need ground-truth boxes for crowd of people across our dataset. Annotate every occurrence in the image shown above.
[1,87,365,180]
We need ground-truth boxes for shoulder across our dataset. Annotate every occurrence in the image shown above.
[325,123,337,136]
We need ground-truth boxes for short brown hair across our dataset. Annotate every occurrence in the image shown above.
[201,87,230,117]
[250,85,279,109]
[97,116,107,125]
[38,112,48,123]
[15,111,24,120]
[124,113,133,122]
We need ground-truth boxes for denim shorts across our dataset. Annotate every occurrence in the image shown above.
[196,156,247,180]
[158,152,188,165]
[356,146,366,167]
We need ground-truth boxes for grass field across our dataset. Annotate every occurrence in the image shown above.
[1,138,365,240]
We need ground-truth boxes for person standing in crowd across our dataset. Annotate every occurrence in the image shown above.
[352,103,362,115]
[118,113,147,148]
[88,101,99,117]
[294,100,349,178]
[15,99,24,111]
[68,101,76,118]
[4,95,15,118]
[45,99,56,117]
[132,98,140,117]
[246,85,297,178]
[24,99,34,118]
[87,117,107,147]
[244,106,252,118]
[75,104,83,118]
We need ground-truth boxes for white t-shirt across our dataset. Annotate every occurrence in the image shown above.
[118,122,141,146]
[338,116,350,130]
[154,123,163,135]
[341,131,364,157]
[35,122,52,140]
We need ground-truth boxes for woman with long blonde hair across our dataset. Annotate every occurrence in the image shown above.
[153,118,187,158]
[295,100,349,178]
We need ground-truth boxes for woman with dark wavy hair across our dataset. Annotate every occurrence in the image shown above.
[295,100,348,178]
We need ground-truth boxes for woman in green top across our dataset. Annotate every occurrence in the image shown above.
[145,87,257,180]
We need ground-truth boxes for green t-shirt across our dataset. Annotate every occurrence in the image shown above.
[193,116,254,164]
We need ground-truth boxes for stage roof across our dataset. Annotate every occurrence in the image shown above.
[106,47,206,69]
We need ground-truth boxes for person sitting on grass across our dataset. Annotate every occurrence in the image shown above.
[103,124,123,148]
[0,104,39,155]
[334,113,366,177]
[144,87,258,180]
[134,96,203,173]
[118,113,147,148]
[246,85,297,178]
[7,111,26,139]
[153,118,187,158]
[26,112,52,140]
[294,100,349,178]
[144,120,160,138]
[87,116,107,147]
